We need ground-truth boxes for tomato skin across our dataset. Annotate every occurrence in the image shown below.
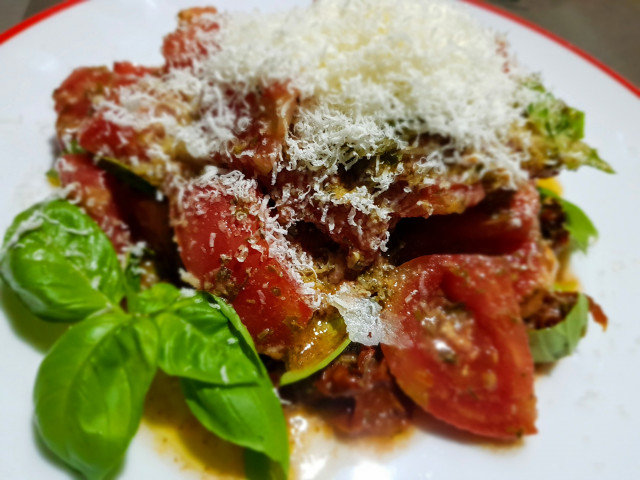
[393,183,540,262]
[162,7,220,69]
[272,170,392,267]
[391,181,556,309]
[56,154,132,252]
[172,182,313,356]
[111,62,158,82]
[271,179,486,267]
[54,61,159,162]
[53,67,113,140]
[212,82,298,179]
[382,255,536,440]
[76,115,150,162]
[395,182,486,218]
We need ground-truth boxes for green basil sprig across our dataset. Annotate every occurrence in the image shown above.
[528,293,589,363]
[34,312,158,479]
[538,187,598,253]
[1,199,290,479]
[0,200,124,322]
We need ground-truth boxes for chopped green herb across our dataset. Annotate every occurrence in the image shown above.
[525,82,613,174]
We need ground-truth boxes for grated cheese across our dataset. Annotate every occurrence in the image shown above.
[329,283,398,346]
[97,0,537,182]
[86,0,548,345]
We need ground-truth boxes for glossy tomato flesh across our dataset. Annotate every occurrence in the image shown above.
[382,255,537,439]
[172,182,313,356]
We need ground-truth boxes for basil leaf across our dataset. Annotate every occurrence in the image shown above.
[127,282,181,316]
[525,84,613,174]
[527,94,584,140]
[245,449,286,480]
[0,200,124,322]
[182,378,289,480]
[528,293,589,363]
[34,311,158,479]
[538,187,598,252]
[148,287,259,385]
[176,297,289,479]
[213,297,263,361]
[281,338,350,386]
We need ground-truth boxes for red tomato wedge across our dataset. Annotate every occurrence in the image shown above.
[56,153,132,252]
[171,181,313,356]
[381,255,536,439]
[210,82,298,178]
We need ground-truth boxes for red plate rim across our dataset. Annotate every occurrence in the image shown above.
[462,0,640,97]
[0,0,86,45]
[0,0,638,98]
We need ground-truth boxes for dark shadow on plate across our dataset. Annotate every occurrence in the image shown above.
[49,135,61,160]
[0,282,68,353]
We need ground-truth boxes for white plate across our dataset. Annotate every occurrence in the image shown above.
[1,1,639,479]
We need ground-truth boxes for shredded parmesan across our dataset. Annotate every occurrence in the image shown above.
[98,0,536,180]
[84,0,547,345]
[329,284,398,346]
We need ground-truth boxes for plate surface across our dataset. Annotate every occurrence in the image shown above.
[0,1,639,479]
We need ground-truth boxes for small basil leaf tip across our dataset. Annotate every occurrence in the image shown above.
[528,293,589,363]
[34,311,158,479]
[0,200,125,322]
[538,187,598,253]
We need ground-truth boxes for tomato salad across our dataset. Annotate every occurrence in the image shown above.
[0,1,611,478]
